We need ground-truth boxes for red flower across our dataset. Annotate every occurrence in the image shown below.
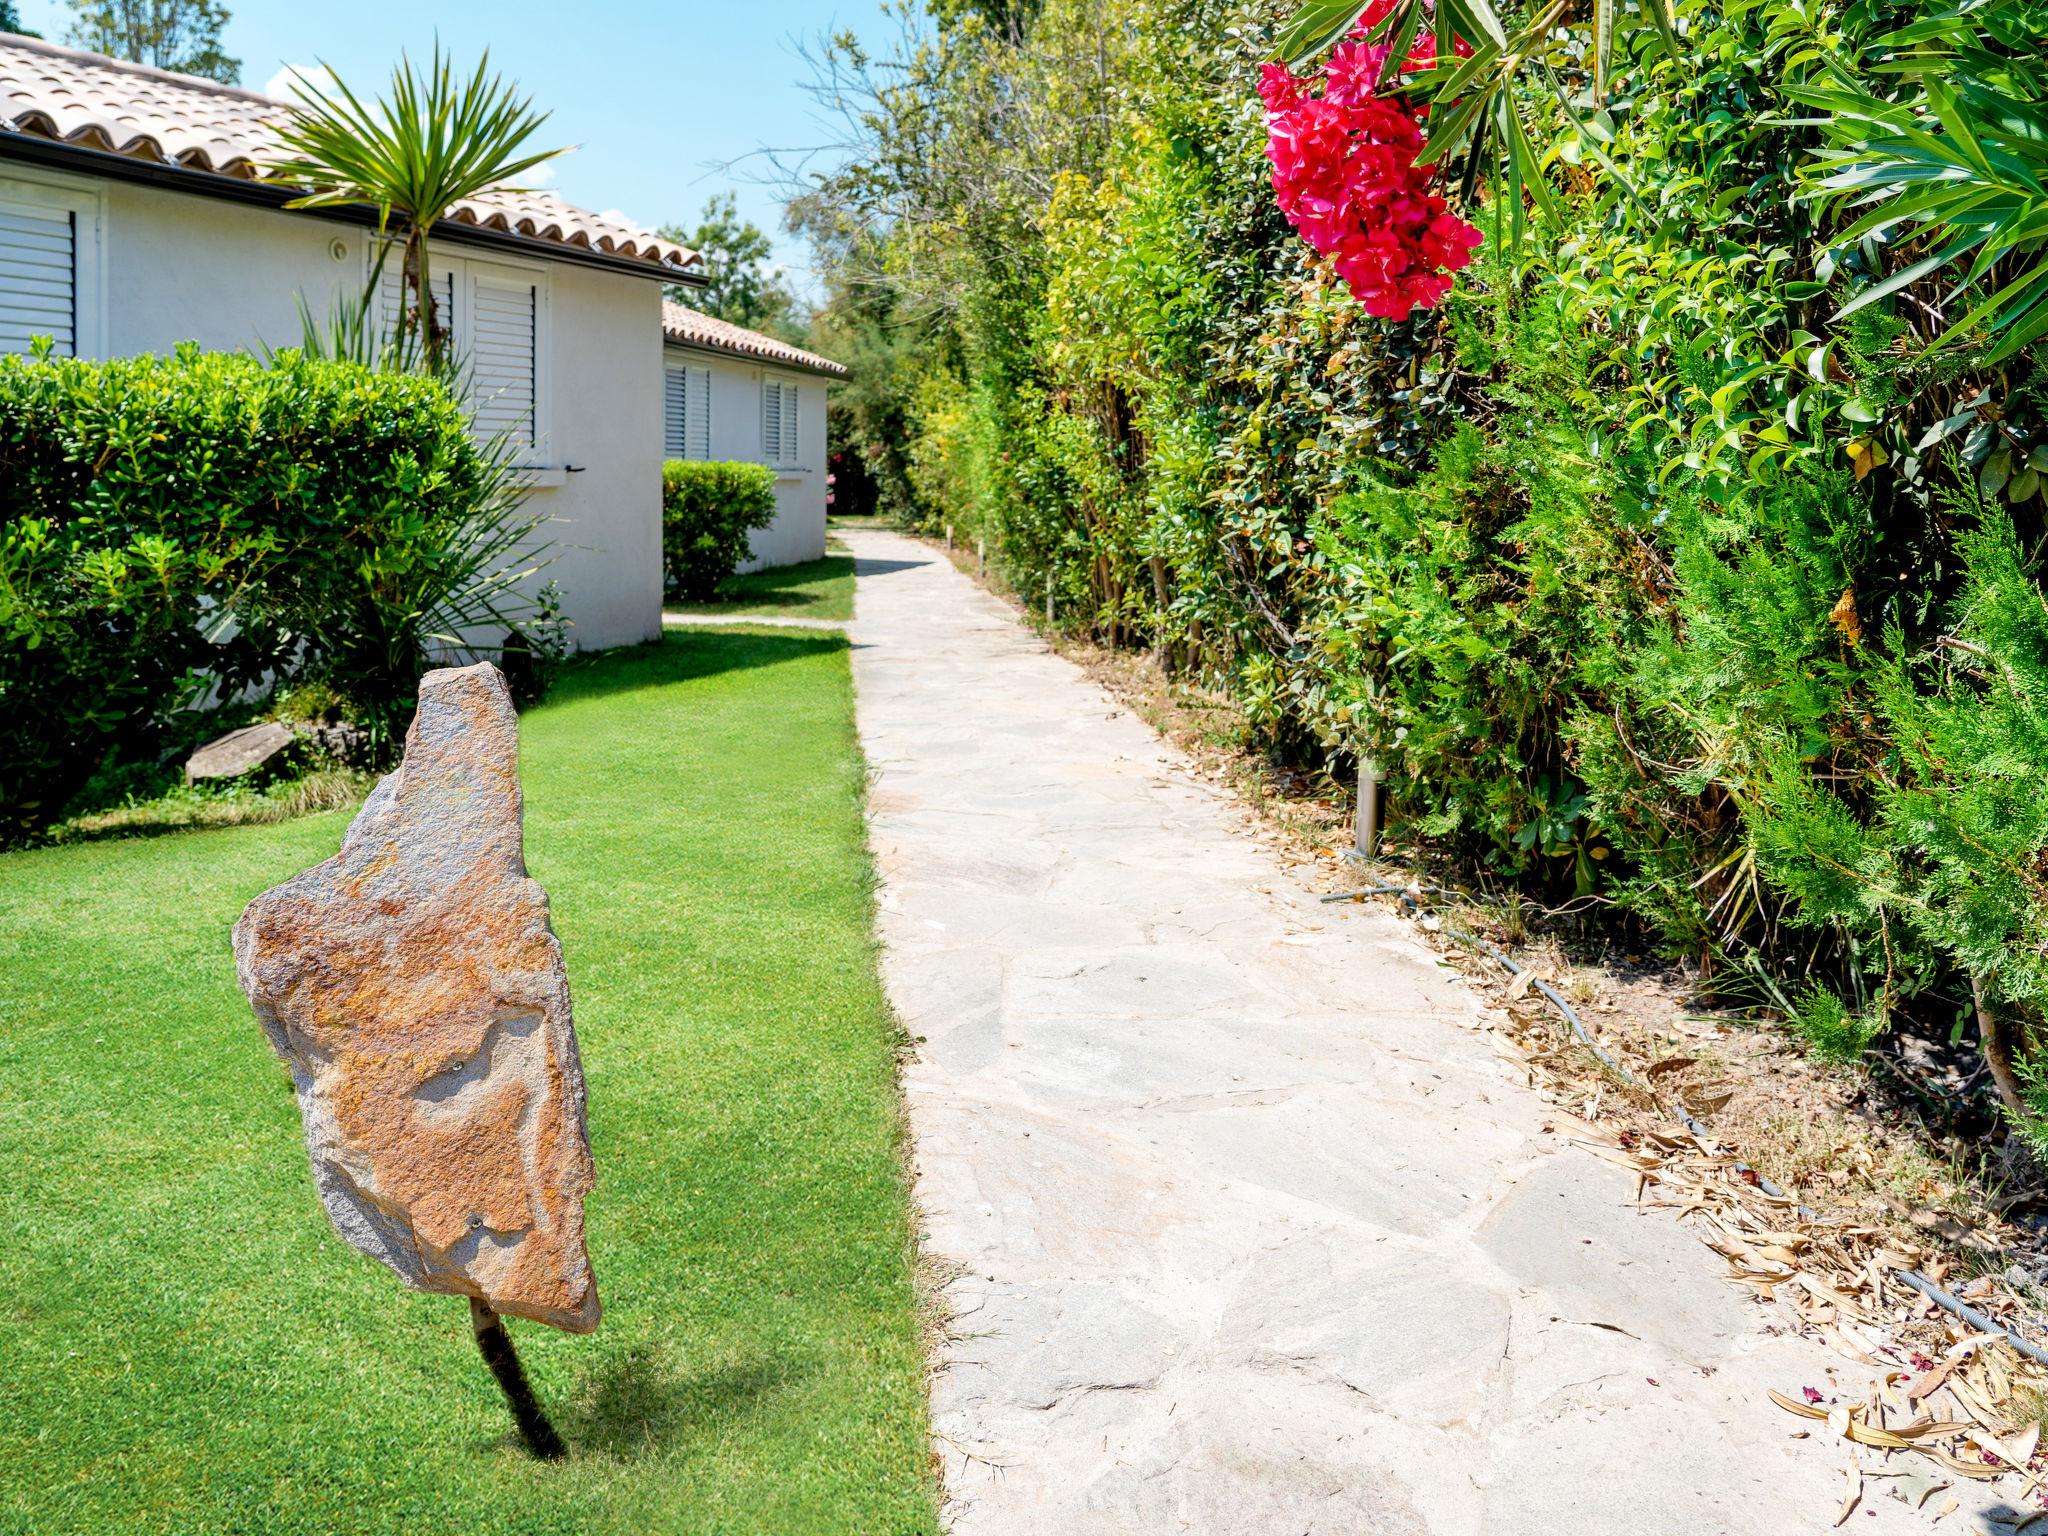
[1260,21,1482,319]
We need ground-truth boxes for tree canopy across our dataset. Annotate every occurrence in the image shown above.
[662,194,805,342]
[66,0,239,84]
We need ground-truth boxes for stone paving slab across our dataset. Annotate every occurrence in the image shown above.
[843,527,2013,1535]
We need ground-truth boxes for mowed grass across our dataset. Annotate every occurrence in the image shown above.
[0,629,937,1535]
[667,553,855,622]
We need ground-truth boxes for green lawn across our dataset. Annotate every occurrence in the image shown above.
[0,629,937,1535]
[667,553,855,622]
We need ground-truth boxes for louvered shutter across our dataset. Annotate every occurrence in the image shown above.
[761,377,782,462]
[663,366,690,460]
[762,379,799,465]
[470,270,538,455]
[0,194,76,356]
[373,246,456,359]
[664,365,713,460]
[688,366,711,459]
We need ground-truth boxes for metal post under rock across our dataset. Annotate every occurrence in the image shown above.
[233,662,597,1457]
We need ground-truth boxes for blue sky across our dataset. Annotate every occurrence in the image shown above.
[13,0,890,291]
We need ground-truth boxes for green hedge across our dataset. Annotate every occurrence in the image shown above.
[661,460,779,602]
[807,0,2048,1135]
[0,343,518,841]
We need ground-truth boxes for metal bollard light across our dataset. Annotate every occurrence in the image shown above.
[1355,760,1383,859]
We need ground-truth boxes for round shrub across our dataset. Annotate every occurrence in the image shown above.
[661,460,780,602]
[0,343,528,841]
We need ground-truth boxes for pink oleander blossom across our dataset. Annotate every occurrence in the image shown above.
[1261,21,1482,320]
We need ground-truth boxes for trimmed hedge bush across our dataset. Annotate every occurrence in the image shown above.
[661,460,779,602]
[0,343,531,841]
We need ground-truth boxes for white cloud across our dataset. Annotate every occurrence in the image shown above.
[505,160,557,190]
[264,63,337,105]
[596,208,647,231]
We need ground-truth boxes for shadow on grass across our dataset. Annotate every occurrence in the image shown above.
[549,627,850,710]
[691,554,856,612]
[34,632,843,850]
[557,1341,808,1459]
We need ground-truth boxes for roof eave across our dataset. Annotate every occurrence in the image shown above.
[0,130,706,285]
[661,333,848,379]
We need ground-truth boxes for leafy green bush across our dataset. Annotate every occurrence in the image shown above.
[0,343,553,841]
[661,460,779,602]
[796,0,2048,1134]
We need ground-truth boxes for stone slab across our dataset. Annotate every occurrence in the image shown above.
[843,526,2002,1534]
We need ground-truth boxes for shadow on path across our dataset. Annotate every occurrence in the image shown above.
[850,555,931,579]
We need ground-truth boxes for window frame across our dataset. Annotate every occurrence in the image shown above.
[369,242,553,468]
[0,167,106,360]
[663,359,712,461]
[760,373,801,469]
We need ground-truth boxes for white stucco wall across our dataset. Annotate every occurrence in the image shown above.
[3,159,665,652]
[664,342,831,573]
[544,263,664,648]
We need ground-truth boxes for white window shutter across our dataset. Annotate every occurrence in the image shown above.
[374,242,405,339]
[663,366,689,459]
[665,365,713,460]
[0,195,76,356]
[762,377,782,462]
[761,379,798,465]
[689,365,712,459]
[470,270,537,455]
[373,246,456,357]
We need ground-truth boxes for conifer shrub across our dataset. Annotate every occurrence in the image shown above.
[799,0,2048,1133]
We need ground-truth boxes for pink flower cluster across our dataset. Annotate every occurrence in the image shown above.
[1259,15,1483,319]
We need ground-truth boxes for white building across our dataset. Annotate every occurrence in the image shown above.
[0,34,700,651]
[660,302,848,573]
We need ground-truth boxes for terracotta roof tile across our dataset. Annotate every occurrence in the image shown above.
[661,301,847,377]
[0,34,695,274]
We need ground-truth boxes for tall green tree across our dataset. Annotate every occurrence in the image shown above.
[66,0,239,83]
[0,2,39,36]
[661,193,803,340]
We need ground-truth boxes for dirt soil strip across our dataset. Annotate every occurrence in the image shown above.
[843,524,2013,1534]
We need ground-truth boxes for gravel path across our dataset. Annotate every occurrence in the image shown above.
[844,525,2004,1535]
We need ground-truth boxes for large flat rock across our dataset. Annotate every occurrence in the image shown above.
[233,663,598,1333]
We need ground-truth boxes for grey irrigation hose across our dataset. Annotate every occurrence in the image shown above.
[1321,882,2048,1368]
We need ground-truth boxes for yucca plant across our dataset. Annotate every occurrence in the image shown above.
[264,47,565,370]
[1789,2,2048,363]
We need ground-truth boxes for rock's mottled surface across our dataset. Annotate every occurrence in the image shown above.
[185,721,294,782]
[233,663,598,1332]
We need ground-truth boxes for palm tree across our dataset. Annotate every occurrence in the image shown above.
[265,47,565,370]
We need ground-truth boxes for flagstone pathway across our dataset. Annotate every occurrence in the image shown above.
[842,525,2009,1535]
